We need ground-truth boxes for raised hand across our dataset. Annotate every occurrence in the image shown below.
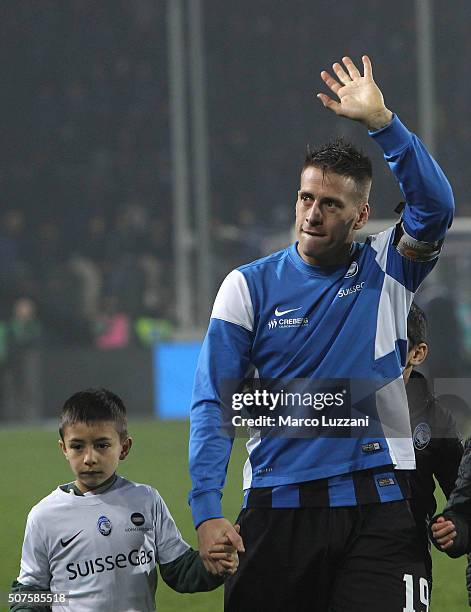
[317,55,393,131]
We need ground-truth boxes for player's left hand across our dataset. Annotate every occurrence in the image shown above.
[317,55,393,131]
[431,515,457,550]
[208,524,240,576]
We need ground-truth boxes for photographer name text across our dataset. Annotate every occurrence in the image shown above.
[231,414,369,428]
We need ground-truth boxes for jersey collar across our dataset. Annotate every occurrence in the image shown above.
[60,473,118,496]
[288,242,352,277]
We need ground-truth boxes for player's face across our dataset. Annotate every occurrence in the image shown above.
[59,421,132,493]
[295,167,369,266]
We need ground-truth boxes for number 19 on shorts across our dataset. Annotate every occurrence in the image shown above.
[403,573,429,612]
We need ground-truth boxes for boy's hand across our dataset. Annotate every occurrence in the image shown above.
[208,525,240,576]
[431,515,457,550]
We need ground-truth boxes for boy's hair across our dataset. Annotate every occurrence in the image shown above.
[407,302,427,347]
[59,388,128,441]
[303,138,373,202]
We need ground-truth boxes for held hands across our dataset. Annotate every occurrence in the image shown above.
[317,55,393,131]
[431,515,457,551]
[197,518,245,576]
[208,525,241,576]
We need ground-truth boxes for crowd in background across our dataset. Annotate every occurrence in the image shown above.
[0,0,470,371]
[1,1,175,359]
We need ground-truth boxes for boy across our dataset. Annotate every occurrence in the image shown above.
[404,303,463,584]
[11,388,239,611]
[430,440,471,605]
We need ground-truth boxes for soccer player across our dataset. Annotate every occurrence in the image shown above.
[404,303,463,587]
[11,389,238,611]
[189,54,454,611]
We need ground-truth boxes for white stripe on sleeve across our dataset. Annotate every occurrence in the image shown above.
[211,269,254,331]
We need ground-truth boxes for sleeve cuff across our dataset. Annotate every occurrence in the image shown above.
[190,490,223,529]
[369,114,413,157]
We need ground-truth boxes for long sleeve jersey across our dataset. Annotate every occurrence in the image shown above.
[12,476,222,611]
[189,115,454,528]
[407,369,463,526]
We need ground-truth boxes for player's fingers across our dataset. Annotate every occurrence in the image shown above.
[320,71,342,95]
[440,539,455,550]
[224,526,245,552]
[317,93,342,114]
[209,552,237,561]
[431,520,454,531]
[209,544,236,553]
[342,56,361,80]
[201,556,219,575]
[431,519,454,534]
[218,559,239,572]
[211,557,229,571]
[202,548,229,575]
[432,527,454,540]
[436,531,457,545]
[332,62,352,85]
[217,526,240,546]
[362,55,373,78]
[435,522,456,536]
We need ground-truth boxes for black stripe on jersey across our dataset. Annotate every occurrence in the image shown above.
[245,486,274,507]
[352,470,380,504]
[299,478,331,507]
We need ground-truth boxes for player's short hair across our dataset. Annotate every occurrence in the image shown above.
[407,302,427,347]
[303,139,372,202]
[59,388,128,441]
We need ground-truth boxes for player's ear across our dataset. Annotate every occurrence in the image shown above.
[353,202,369,230]
[119,437,133,460]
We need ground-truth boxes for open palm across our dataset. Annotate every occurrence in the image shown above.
[317,55,391,129]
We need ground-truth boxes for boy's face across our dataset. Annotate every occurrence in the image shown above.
[59,421,132,493]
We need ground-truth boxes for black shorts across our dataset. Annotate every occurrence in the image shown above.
[224,501,430,612]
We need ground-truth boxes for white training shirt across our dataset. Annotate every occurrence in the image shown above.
[17,476,190,611]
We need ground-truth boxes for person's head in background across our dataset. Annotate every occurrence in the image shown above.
[403,302,429,385]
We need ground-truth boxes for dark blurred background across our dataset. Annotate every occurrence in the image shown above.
[0,0,470,421]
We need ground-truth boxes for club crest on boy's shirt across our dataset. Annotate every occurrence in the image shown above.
[97,515,112,536]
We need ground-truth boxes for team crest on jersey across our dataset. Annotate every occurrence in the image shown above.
[413,422,431,450]
[344,261,358,278]
[97,515,112,536]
